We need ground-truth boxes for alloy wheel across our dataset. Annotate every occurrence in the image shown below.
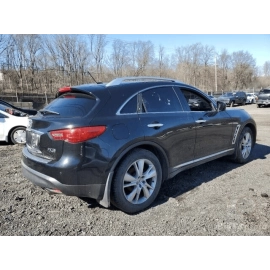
[240,131,252,159]
[122,159,157,205]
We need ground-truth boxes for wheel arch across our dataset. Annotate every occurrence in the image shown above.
[245,123,257,145]
[97,141,169,209]
[111,141,169,182]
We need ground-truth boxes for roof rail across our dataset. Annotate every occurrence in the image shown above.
[106,76,182,87]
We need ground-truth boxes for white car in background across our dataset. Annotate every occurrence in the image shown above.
[246,93,257,104]
[0,104,30,144]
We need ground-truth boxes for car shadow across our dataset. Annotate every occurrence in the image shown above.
[154,142,270,206]
[79,142,270,214]
[0,141,11,146]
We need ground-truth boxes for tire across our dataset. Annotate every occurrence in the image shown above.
[232,127,253,164]
[10,127,26,145]
[242,100,246,105]
[111,149,162,214]
[257,104,262,108]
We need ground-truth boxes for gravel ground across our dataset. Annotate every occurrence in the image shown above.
[0,104,270,236]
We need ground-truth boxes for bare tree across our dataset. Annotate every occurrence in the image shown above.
[88,34,108,82]
[231,51,256,89]
[218,49,232,91]
[109,39,129,77]
[201,45,215,91]
[174,43,204,86]
[263,61,270,77]
[43,34,90,86]
[129,40,154,76]
[157,45,169,77]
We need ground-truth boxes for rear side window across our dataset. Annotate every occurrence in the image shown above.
[120,95,138,114]
[141,87,182,113]
[44,93,96,117]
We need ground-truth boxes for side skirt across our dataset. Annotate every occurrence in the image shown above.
[168,148,235,179]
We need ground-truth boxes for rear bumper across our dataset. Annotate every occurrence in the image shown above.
[21,160,105,199]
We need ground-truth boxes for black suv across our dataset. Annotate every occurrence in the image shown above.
[217,91,247,107]
[22,77,256,214]
[257,89,270,108]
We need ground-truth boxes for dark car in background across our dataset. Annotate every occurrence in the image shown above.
[21,77,257,214]
[0,99,37,116]
[257,89,270,108]
[217,91,247,107]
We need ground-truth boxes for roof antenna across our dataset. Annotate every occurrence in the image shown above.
[87,71,99,84]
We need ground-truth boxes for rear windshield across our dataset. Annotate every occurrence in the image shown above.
[259,89,270,94]
[43,93,97,117]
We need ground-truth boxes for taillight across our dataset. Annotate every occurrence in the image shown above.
[50,126,106,143]
[59,86,71,93]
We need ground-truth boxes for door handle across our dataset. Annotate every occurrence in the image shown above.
[195,120,206,124]
[147,123,164,128]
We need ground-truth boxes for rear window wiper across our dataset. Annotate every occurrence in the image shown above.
[39,110,60,116]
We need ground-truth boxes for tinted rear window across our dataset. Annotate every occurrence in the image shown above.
[44,93,96,117]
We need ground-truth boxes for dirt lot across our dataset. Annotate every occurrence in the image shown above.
[0,104,270,236]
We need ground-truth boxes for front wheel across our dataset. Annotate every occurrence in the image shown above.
[232,127,253,164]
[111,149,162,214]
[10,127,26,144]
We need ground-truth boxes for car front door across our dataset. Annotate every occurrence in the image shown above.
[175,87,234,161]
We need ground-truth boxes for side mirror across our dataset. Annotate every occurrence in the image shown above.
[217,101,226,112]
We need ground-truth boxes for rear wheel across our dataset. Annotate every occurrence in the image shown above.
[232,127,253,164]
[111,149,162,214]
[10,127,26,144]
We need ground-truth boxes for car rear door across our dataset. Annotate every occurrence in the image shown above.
[138,86,196,168]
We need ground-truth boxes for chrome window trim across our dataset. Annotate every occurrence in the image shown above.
[116,92,139,115]
[116,84,184,115]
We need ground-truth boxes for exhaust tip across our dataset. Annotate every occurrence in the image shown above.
[44,188,63,195]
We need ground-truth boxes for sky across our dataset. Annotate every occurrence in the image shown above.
[2,2,269,69]
[106,34,270,67]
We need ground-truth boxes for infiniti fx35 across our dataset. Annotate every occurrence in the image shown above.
[22,77,257,214]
